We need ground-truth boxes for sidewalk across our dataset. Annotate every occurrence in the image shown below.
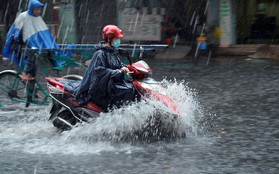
[218,44,260,56]
[218,44,279,59]
[150,44,279,59]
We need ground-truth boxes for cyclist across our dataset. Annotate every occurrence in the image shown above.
[2,0,59,81]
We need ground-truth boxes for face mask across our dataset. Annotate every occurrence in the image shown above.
[112,39,121,49]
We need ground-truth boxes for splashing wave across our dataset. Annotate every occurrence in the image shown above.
[0,79,204,154]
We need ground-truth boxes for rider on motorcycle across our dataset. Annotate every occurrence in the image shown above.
[74,25,135,110]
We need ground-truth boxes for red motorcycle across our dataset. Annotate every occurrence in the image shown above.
[46,51,184,138]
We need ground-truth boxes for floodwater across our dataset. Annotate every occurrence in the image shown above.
[0,57,278,174]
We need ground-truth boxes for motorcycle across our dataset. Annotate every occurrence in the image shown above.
[46,50,184,138]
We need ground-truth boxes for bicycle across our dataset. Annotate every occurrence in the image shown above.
[0,47,91,107]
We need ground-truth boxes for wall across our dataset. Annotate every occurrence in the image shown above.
[207,0,219,26]
[58,0,77,44]
[219,0,237,46]
[75,0,117,44]
[265,1,279,26]
[116,0,163,42]
[236,0,257,43]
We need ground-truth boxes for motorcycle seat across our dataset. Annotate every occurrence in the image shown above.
[63,80,81,94]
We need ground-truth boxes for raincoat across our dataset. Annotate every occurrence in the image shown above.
[2,0,58,65]
[74,46,135,109]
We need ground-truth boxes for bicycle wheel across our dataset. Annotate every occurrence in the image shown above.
[0,70,27,103]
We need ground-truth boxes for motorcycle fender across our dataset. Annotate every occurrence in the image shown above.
[49,102,62,120]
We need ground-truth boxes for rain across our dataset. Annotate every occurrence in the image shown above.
[0,0,278,173]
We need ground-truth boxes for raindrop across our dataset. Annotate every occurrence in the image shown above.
[190,11,196,26]
[78,4,83,17]
[63,25,70,44]
[51,37,56,48]
[194,42,201,59]
[86,10,90,23]
[11,51,16,64]
[18,0,23,10]
[140,13,144,26]
[69,19,74,33]
[24,0,28,9]
[128,16,134,31]
[39,43,43,50]
[16,9,22,17]
[34,164,37,174]
[42,3,47,18]
[3,4,9,24]
[200,23,206,35]
[173,33,179,48]
[132,43,137,58]
[100,3,104,17]
[204,0,209,15]
[139,46,143,58]
[206,51,212,66]
[57,16,65,40]
[81,35,85,44]
[192,15,199,34]
[133,12,140,33]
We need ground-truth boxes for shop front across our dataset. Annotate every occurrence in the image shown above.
[116,0,208,45]
[236,0,279,44]
[200,0,279,46]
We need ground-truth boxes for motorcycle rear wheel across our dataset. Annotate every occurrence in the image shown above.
[53,109,77,130]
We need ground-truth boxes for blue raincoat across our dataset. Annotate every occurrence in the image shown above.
[2,0,58,65]
[74,46,135,109]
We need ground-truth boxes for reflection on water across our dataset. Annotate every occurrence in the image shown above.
[0,58,279,173]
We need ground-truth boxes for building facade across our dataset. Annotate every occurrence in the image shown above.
[1,0,278,48]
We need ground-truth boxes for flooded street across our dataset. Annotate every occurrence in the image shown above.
[0,57,278,173]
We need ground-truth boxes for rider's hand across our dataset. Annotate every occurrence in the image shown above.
[120,67,130,74]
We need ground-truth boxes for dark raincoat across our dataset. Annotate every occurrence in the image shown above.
[74,46,134,109]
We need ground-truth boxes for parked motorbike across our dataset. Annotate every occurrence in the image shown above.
[46,50,184,138]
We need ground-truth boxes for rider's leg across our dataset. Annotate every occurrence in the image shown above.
[20,50,37,81]
[21,51,38,106]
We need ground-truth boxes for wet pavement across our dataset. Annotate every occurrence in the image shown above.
[0,56,278,173]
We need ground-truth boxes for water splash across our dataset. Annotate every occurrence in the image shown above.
[0,80,204,154]
[160,79,204,135]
